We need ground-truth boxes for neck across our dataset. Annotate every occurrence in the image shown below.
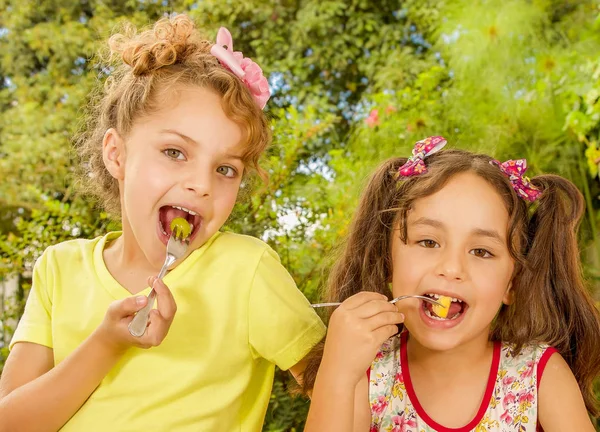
[406,329,494,377]
[109,237,158,273]
[103,220,163,295]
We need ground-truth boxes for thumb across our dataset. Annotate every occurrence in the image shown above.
[107,295,147,319]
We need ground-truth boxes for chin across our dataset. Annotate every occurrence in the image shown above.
[410,330,464,352]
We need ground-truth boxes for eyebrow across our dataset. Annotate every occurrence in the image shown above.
[471,228,504,244]
[160,129,244,161]
[410,217,444,229]
[410,217,504,244]
[161,129,197,145]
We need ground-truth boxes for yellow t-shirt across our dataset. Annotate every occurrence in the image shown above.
[10,231,326,431]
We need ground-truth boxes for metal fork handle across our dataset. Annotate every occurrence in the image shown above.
[128,253,176,337]
[311,295,442,308]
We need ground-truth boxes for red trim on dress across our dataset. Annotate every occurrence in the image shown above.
[536,347,557,391]
[535,347,557,432]
[399,332,501,432]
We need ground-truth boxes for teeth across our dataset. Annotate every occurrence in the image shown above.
[172,205,198,216]
[189,223,194,232]
[425,307,463,321]
[159,220,167,236]
[426,293,463,303]
[424,294,465,321]
[425,309,447,321]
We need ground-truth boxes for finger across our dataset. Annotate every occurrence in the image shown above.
[144,309,172,346]
[353,299,399,318]
[152,278,177,321]
[372,324,401,343]
[366,311,405,331]
[107,295,147,320]
[342,291,389,310]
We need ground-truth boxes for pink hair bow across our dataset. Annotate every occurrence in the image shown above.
[490,159,542,202]
[397,136,447,177]
[210,27,271,109]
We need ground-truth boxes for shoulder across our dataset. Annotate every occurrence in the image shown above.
[537,352,593,431]
[212,231,275,255]
[209,231,281,266]
[34,236,102,269]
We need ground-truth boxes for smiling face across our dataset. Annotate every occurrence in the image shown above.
[103,86,245,268]
[391,172,515,351]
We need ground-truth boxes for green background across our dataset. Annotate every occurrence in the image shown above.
[1,0,599,429]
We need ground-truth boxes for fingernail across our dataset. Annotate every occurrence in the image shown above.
[136,296,146,305]
[399,313,405,321]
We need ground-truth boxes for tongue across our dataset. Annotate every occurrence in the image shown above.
[447,301,462,316]
[160,207,189,236]
[428,299,463,318]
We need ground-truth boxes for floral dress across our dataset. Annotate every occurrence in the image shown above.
[369,332,557,432]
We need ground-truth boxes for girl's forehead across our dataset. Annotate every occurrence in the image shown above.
[408,172,509,236]
[131,88,244,148]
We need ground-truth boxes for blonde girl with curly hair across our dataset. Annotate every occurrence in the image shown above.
[0,14,324,432]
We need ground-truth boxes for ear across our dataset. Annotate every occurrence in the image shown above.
[102,128,126,180]
[502,281,514,305]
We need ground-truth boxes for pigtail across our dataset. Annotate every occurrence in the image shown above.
[325,158,406,303]
[301,157,406,393]
[499,174,600,415]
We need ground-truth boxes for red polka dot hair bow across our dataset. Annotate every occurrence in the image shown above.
[397,136,447,177]
[490,159,542,202]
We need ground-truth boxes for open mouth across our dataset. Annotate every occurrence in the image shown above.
[422,293,468,321]
[158,205,202,241]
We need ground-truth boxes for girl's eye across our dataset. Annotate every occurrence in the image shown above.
[471,248,493,258]
[418,239,439,248]
[216,165,236,178]
[164,149,185,160]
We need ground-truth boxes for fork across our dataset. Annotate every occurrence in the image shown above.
[311,295,442,308]
[128,234,189,337]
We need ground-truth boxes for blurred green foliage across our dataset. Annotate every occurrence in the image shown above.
[1,0,599,429]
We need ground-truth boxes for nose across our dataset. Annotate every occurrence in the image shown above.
[435,247,467,282]
[183,169,211,197]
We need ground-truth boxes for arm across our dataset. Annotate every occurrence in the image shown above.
[304,292,404,432]
[289,357,308,387]
[0,336,124,432]
[305,361,371,432]
[538,353,595,432]
[0,278,176,432]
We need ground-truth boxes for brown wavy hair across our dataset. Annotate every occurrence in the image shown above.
[75,14,271,216]
[302,149,600,416]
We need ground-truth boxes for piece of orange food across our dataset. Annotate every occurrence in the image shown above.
[431,295,452,318]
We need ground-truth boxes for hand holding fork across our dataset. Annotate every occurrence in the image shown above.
[128,234,189,337]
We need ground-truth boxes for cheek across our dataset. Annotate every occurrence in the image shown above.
[214,183,240,212]
[473,261,513,301]
[391,247,424,296]
[124,159,171,204]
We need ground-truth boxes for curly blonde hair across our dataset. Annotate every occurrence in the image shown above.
[76,14,271,216]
